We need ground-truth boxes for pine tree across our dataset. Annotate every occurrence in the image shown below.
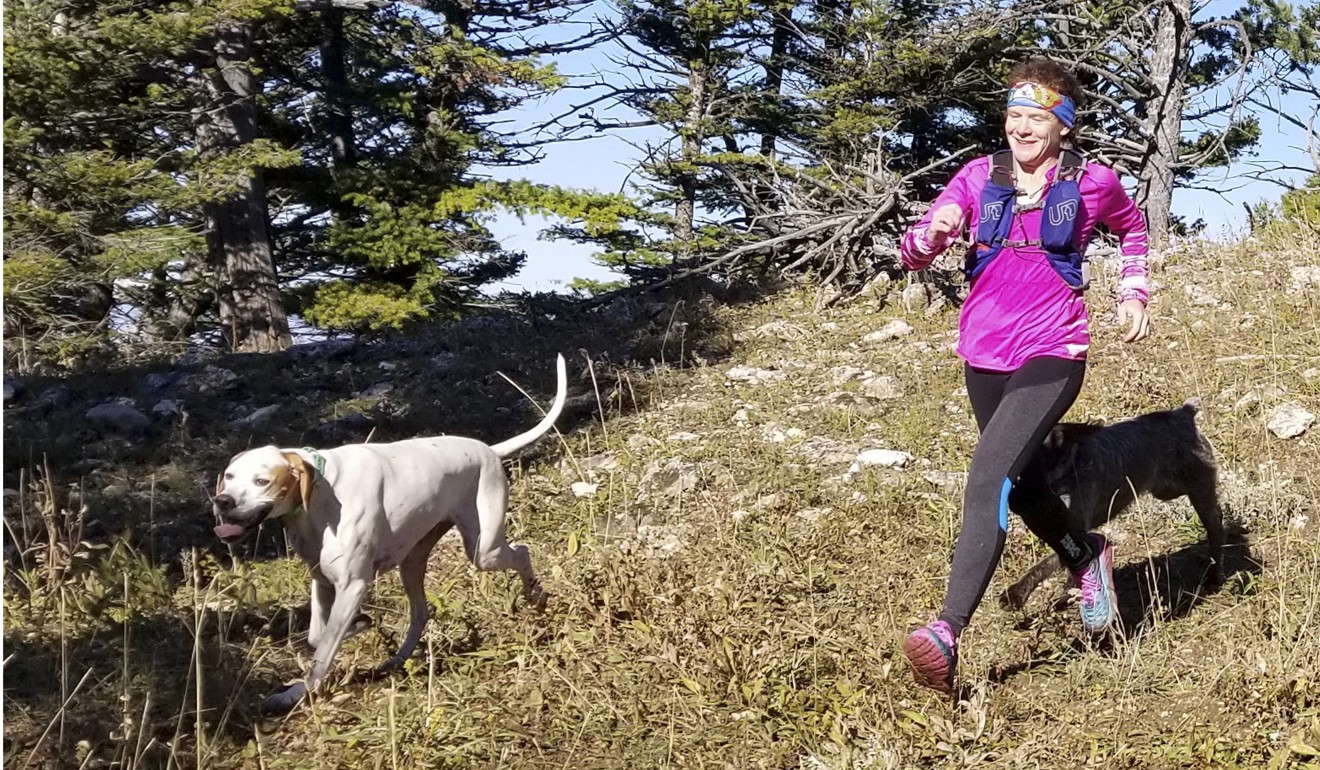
[3,0,634,366]
[194,8,295,353]
[569,0,765,274]
[1020,0,1316,249]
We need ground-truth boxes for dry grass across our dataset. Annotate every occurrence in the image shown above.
[5,228,1320,769]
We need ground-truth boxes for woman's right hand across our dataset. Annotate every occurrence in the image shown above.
[927,204,965,247]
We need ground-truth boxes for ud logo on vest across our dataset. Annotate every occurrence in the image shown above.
[967,148,1090,291]
[1049,199,1078,227]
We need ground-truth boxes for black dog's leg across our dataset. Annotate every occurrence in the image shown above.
[1188,487,1227,584]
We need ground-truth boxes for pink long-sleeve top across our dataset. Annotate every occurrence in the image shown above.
[900,155,1149,373]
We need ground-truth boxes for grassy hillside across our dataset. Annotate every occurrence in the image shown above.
[5,229,1320,769]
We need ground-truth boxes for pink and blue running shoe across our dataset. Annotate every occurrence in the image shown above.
[903,620,958,693]
[1070,532,1118,634]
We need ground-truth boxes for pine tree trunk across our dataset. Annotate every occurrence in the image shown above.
[195,22,291,353]
[1138,0,1190,254]
[675,61,707,254]
[759,8,790,159]
[752,7,791,225]
[321,8,357,169]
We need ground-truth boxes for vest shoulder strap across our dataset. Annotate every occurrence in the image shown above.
[988,147,1086,188]
[989,149,1014,189]
[1057,147,1086,181]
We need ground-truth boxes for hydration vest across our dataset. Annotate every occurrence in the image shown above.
[965,148,1089,291]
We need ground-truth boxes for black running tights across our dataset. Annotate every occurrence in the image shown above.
[937,356,1092,635]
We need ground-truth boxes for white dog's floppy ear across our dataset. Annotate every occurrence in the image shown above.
[282,451,316,508]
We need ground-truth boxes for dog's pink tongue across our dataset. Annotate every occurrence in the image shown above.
[214,523,245,540]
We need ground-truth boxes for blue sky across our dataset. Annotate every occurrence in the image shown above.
[481,3,1320,293]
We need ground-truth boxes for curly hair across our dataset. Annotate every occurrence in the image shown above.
[1008,59,1084,110]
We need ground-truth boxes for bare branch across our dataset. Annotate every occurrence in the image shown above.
[292,0,388,10]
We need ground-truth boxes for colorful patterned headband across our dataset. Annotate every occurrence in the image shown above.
[1007,81,1076,128]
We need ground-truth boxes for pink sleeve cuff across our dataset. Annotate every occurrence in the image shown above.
[900,227,942,270]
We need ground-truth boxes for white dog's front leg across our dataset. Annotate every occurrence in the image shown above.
[307,579,333,649]
[262,577,369,716]
[309,579,372,651]
[307,577,369,687]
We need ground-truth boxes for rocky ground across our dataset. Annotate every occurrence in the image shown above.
[4,232,1320,769]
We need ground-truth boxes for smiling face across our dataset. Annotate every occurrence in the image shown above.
[212,446,307,542]
[1004,106,1068,171]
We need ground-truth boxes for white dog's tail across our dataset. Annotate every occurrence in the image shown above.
[491,353,569,458]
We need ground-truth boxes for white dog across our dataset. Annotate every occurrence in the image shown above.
[212,354,567,714]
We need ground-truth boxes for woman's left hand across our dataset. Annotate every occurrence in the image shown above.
[1118,299,1150,343]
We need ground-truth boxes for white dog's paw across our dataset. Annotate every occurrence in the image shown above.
[525,583,549,611]
[260,682,308,716]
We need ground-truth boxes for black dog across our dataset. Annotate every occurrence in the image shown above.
[1001,398,1226,611]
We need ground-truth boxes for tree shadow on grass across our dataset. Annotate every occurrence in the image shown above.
[2,276,762,571]
[3,594,495,769]
[1,276,774,767]
[4,612,262,770]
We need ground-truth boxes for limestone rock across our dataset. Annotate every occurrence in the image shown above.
[852,449,913,469]
[637,458,701,499]
[861,320,914,345]
[725,366,787,385]
[902,283,932,312]
[1267,402,1315,439]
[86,400,151,435]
